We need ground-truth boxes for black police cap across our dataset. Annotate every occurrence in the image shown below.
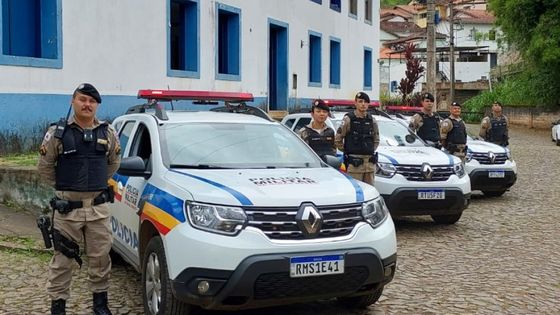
[74,83,101,103]
[451,101,461,107]
[422,92,434,102]
[312,99,330,112]
[355,92,370,103]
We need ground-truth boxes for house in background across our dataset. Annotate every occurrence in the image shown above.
[0,0,380,132]
[379,0,499,108]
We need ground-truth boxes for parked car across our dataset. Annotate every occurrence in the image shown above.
[282,109,471,224]
[465,135,517,197]
[109,90,397,314]
[551,119,560,145]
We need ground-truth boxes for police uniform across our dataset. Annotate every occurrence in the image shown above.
[441,116,467,162]
[479,114,509,146]
[335,109,380,185]
[298,124,336,157]
[37,84,120,315]
[409,111,441,144]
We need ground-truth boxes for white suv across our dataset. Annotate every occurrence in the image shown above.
[465,136,517,196]
[282,110,471,224]
[109,90,397,314]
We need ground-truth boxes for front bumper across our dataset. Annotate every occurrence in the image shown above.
[469,170,517,191]
[382,188,470,216]
[171,249,396,310]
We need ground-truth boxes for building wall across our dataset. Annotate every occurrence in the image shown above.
[0,0,381,131]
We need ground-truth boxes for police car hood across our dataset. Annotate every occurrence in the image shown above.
[164,168,375,207]
[377,145,459,165]
[466,138,509,154]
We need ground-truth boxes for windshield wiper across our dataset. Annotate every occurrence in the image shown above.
[170,164,232,169]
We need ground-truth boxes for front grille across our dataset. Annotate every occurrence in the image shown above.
[244,203,363,240]
[395,164,454,181]
[254,266,369,300]
[471,152,507,165]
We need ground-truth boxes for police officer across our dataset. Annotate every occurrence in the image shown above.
[409,92,441,146]
[298,99,336,158]
[479,101,509,146]
[441,102,468,163]
[335,92,380,184]
[37,83,121,315]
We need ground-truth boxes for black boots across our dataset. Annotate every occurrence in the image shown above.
[51,299,66,315]
[93,292,112,315]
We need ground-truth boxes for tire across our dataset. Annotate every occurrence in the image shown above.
[431,212,462,224]
[142,236,191,315]
[482,190,507,197]
[337,286,384,309]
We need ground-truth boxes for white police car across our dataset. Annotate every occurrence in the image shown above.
[465,136,517,197]
[551,119,560,145]
[282,106,471,224]
[109,90,397,315]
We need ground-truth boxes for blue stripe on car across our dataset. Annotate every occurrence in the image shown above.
[341,173,364,202]
[378,152,399,165]
[141,183,186,222]
[170,170,254,206]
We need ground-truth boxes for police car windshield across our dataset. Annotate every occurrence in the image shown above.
[378,120,425,147]
[160,122,323,169]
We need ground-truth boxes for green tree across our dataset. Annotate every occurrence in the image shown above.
[381,0,410,8]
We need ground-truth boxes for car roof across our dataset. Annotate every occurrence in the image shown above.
[284,111,394,122]
[121,110,278,125]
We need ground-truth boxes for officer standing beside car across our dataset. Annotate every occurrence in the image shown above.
[298,99,337,158]
[409,92,441,147]
[335,92,379,185]
[441,102,468,163]
[479,101,509,146]
[37,83,121,315]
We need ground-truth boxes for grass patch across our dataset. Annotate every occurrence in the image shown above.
[0,247,52,263]
[0,235,38,248]
[0,153,38,167]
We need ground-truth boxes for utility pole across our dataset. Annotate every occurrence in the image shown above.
[449,0,455,103]
[426,0,436,98]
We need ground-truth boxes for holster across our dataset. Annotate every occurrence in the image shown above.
[345,155,364,168]
[52,229,83,268]
[36,215,53,249]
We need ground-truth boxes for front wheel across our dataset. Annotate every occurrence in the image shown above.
[431,212,462,224]
[482,190,507,197]
[337,286,384,309]
[142,236,191,315]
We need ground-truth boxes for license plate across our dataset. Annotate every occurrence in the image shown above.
[488,171,505,178]
[290,255,344,278]
[418,190,445,200]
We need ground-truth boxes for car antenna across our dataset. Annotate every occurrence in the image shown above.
[167,85,175,111]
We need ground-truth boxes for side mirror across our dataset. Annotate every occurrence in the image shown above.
[322,155,342,170]
[405,134,416,143]
[118,156,151,179]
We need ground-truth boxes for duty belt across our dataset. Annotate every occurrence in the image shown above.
[50,187,115,214]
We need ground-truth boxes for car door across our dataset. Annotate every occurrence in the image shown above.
[111,120,153,266]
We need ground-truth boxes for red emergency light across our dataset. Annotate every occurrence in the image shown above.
[137,90,254,102]
[384,105,422,112]
[323,99,380,107]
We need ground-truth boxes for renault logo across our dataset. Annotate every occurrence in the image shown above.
[421,163,433,180]
[488,151,496,164]
[295,203,322,238]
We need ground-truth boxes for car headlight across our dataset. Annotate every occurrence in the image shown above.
[506,149,512,160]
[453,162,466,177]
[361,198,389,227]
[376,162,397,178]
[186,201,247,235]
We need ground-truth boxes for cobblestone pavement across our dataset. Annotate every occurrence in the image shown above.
[1,125,559,315]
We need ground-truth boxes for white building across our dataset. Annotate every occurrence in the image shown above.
[0,0,380,132]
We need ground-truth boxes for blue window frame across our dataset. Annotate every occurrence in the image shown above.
[364,47,372,90]
[0,0,61,68]
[308,31,322,87]
[330,0,341,12]
[329,37,341,88]
[215,3,241,81]
[168,0,199,78]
